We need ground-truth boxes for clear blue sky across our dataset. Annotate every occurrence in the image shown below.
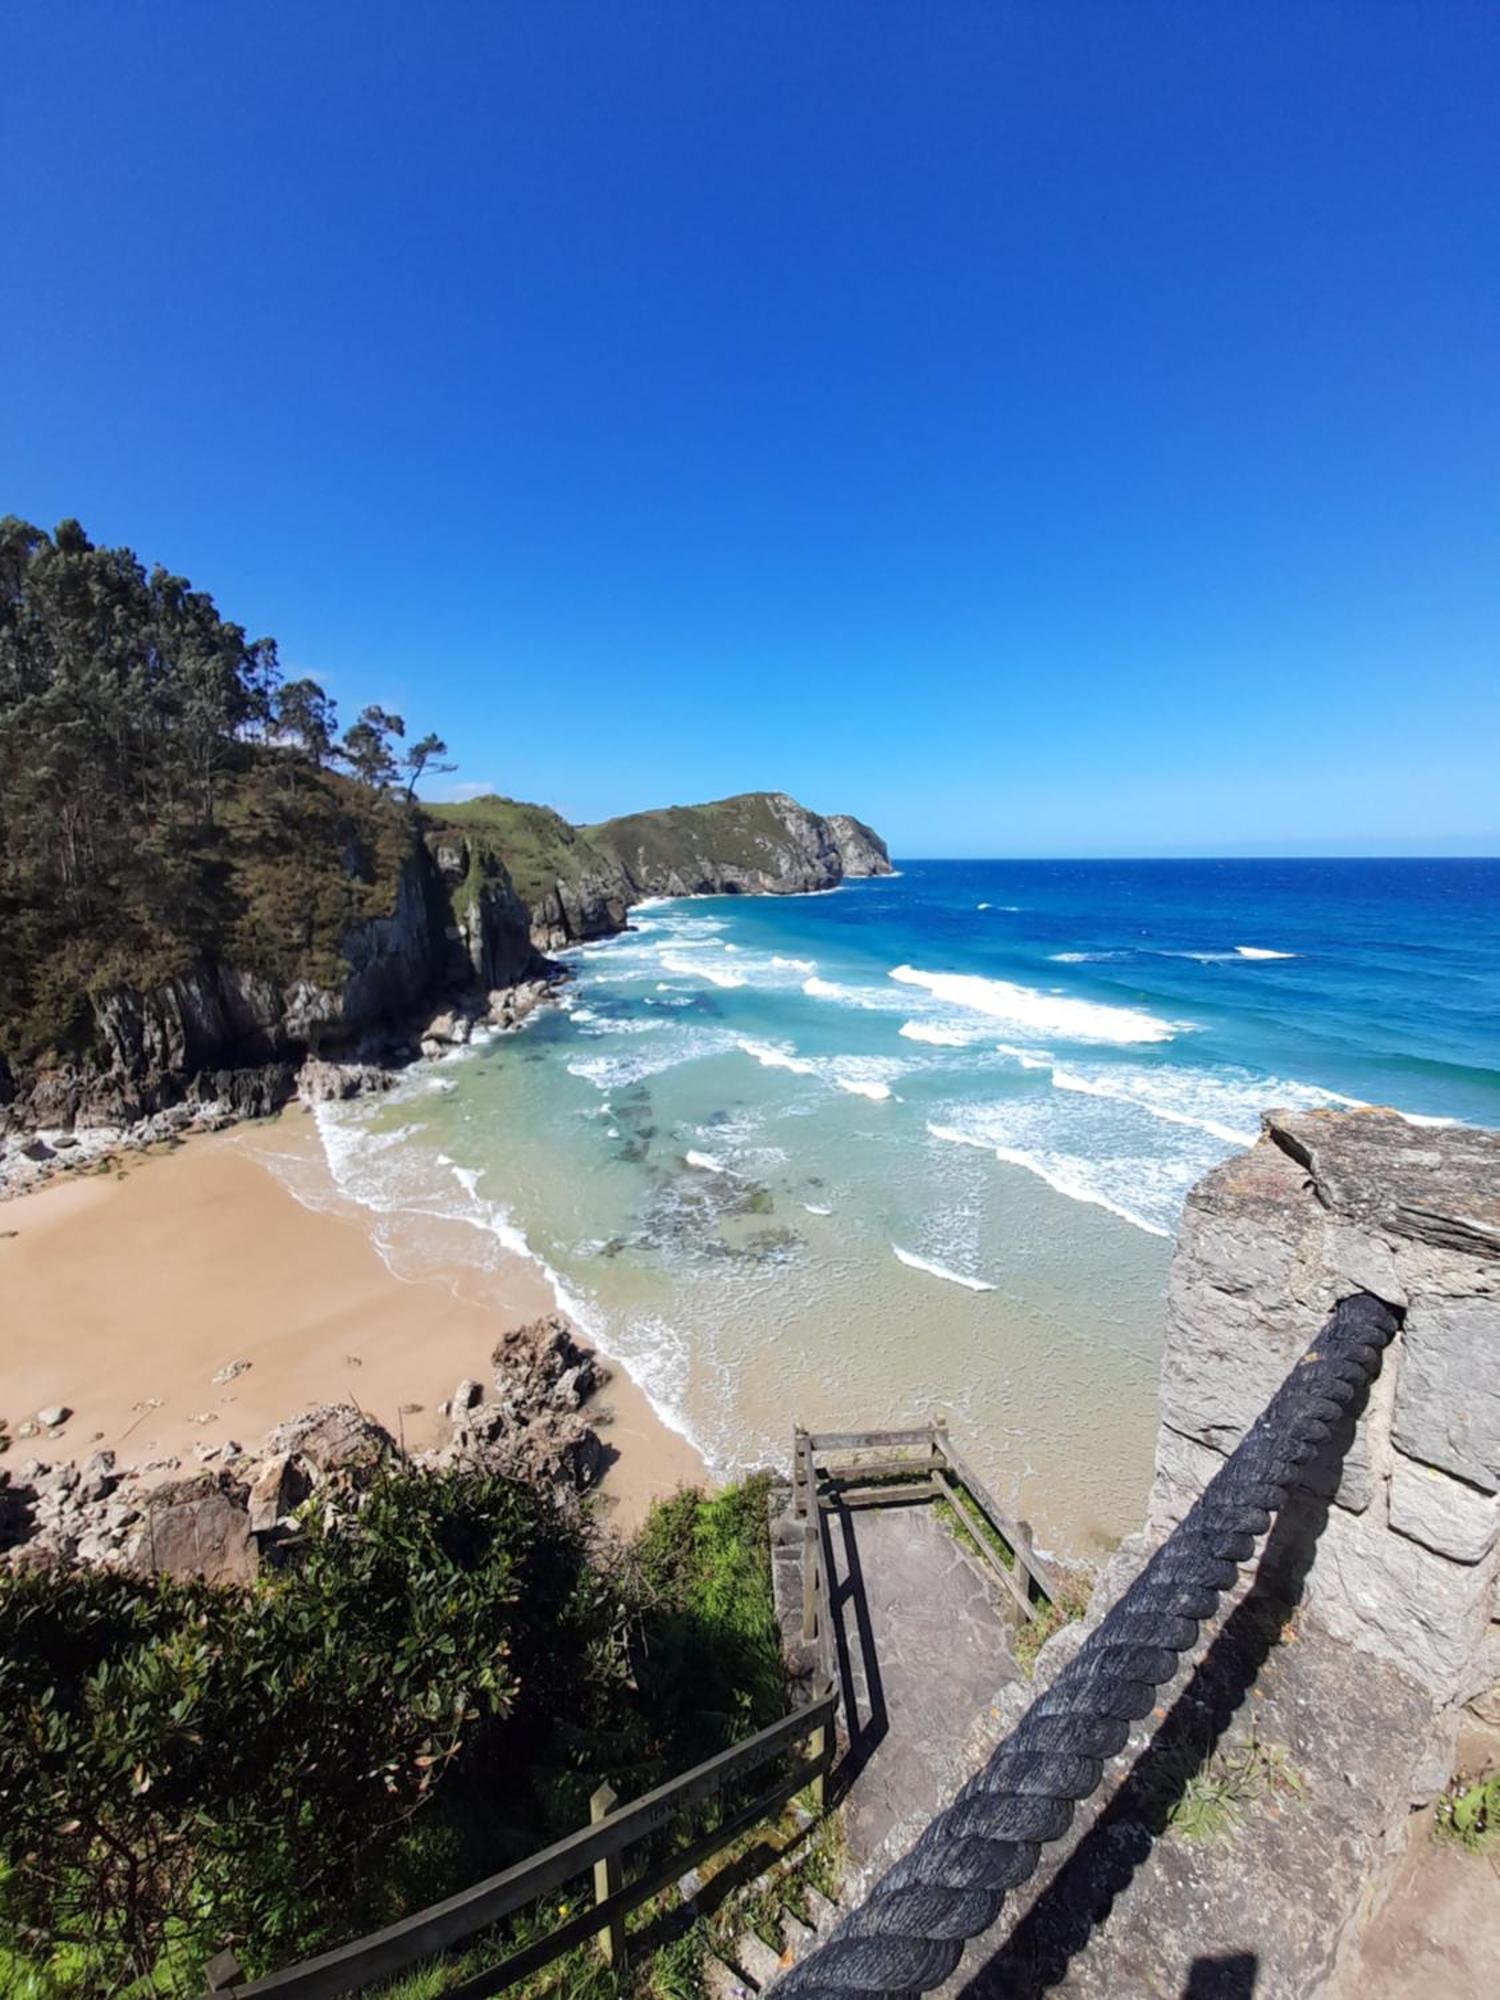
[5,4,1497,856]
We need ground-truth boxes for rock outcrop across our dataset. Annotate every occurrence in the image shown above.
[2,785,890,1190]
[435,789,894,954]
[825,813,892,877]
[0,1316,612,1580]
[423,1314,610,1493]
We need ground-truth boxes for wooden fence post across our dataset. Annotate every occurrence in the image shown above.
[808,1708,830,1815]
[802,1518,818,1645]
[590,1784,625,1969]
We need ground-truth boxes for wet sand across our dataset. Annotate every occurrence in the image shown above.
[0,1116,706,1532]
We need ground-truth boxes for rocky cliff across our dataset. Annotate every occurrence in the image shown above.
[2,782,890,1174]
[436,788,893,952]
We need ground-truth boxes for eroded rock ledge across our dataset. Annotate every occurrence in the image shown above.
[0,1314,611,1580]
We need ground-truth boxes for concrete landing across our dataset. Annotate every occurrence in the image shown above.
[818,1500,1020,1894]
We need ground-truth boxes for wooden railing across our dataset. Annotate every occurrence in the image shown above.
[208,1691,836,1999]
[794,1420,1057,1620]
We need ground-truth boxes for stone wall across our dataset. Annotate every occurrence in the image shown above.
[1147,1106,1500,1731]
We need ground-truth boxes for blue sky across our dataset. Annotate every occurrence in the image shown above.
[5,3,1497,855]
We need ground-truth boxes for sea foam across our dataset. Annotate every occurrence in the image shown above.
[898,1020,977,1047]
[738,1038,818,1075]
[890,964,1181,1044]
[892,1245,996,1291]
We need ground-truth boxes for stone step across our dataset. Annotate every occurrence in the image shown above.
[704,1956,758,1999]
[779,1907,817,1959]
[736,1931,791,1989]
[803,1885,839,1929]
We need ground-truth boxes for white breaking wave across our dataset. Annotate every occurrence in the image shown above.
[802,975,847,1000]
[772,954,817,971]
[566,1027,735,1092]
[892,1245,996,1292]
[1050,1067,1252,1147]
[738,1038,818,1076]
[996,1044,1055,1070]
[890,965,1182,1044]
[928,1120,1175,1238]
[830,1055,906,1101]
[685,1149,726,1173]
[1235,945,1297,960]
[660,950,746,989]
[898,1020,977,1047]
[837,1076,892,1101]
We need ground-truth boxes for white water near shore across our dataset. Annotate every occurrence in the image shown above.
[280,859,1496,1557]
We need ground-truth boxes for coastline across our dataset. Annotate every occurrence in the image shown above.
[0,1111,706,1533]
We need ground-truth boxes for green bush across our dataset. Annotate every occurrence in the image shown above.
[0,1472,786,1998]
[0,1470,604,1990]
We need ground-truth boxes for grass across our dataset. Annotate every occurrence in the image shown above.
[430,795,614,915]
[1010,1571,1091,1676]
[1161,1736,1305,1845]
[1434,1771,1500,1854]
[933,1484,1017,1572]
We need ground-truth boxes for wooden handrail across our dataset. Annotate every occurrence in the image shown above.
[931,1426,1056,1602]
[798,1420,1056,1610]
[218,1692,837,2000]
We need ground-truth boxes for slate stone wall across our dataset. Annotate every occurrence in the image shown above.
[1146,1107,1500,1715]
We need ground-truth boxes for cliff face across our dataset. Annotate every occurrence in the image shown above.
[437,788,894,952]
[2,785,891,1145]
[826,813,892,877]
[0,833,537,1138]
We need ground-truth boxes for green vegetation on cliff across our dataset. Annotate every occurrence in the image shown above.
[0,518,442,1077]
[586,792,822,884]
[432,795,618,915]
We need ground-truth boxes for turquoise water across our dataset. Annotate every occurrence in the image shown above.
[291,859,1499,1554]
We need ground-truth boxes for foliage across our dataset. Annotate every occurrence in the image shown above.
[341,704,405,788]
[0,1474,789,1998]
[629,1474,786,1759]
[0,1469,598,1990]
[1434,1770,1500,1853]
[0,517,455,1075]
[1161,1735,1304,1845]
[404,733,456,800]
[934,1483,1016,1571]
[1010,1569,1091,1675]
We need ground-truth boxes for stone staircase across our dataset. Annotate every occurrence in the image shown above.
[702,1882,843,1997]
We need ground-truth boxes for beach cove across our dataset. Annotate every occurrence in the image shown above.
[1,1116,704,1533]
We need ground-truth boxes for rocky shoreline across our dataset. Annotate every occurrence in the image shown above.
[0,1314,613,1579]
[1,790,891,1199]
[0,970,565,1201]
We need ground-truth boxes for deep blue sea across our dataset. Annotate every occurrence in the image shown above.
[278,858,1499,1552]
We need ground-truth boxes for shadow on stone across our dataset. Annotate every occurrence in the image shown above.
[1183,1953,1258,1997]
[824,1503,889,1808]
[955,1368,1376,1998]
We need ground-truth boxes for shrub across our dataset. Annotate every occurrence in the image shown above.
[0,1468,597,1989]
[0,1472,787,1998]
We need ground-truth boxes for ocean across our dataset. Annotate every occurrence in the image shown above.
[273,858,1500,1556]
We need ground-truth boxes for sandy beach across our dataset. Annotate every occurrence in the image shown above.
[0,1113,706,1533]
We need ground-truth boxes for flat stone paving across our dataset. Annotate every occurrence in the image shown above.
[820,1499,1019,1894]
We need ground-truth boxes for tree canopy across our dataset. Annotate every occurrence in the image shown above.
[0,517,458,1073]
